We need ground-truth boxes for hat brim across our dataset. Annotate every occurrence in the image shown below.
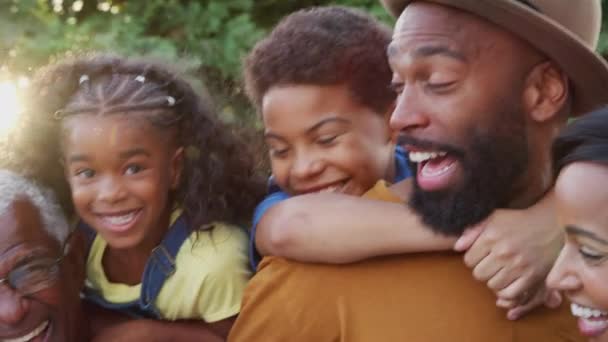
[382,0,608,116]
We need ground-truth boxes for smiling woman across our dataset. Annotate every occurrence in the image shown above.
[547,106,608,342]
[0,80,24,137]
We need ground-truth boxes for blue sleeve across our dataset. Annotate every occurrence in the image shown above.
[266,175,282,194]
[249,191,291,271]
[394,145,412,182]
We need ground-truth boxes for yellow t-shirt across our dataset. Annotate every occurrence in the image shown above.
[86,214,251,323]
[229,180,582,341]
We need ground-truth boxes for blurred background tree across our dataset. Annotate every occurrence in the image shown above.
[0,0,607,126]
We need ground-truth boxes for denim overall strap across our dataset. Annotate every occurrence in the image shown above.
[79,220,158,318]
[80,216,191,319]
[83,287,158,319]
[78,220,161,319]
[77,221,97,257]
[138,215,191,318]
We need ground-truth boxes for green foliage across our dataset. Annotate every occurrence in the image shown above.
[0,0,607,124]
[0,0,388,123]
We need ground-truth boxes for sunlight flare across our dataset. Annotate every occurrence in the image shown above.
[0,81,23,137]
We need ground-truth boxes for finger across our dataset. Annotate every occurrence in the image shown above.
[544,290,563,309]
[506,295,544,320]
[497,274,536,301]
[506,294,536,320]
[472,255,503,283]
[487,267,517,292]
[454,223,486,252]
[463,243,491,269]
[496,298,518,309]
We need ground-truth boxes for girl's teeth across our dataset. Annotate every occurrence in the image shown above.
[2,320,48,342]
[103,211,137,225]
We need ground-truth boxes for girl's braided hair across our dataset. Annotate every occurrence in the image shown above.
[16,53,265,229]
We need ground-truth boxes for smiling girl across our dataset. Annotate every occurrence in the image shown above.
[26,54,264,340]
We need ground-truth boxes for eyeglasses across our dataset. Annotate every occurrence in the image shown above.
[0,232,72,297]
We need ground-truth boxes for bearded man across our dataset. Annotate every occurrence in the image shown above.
[229,1,608,341]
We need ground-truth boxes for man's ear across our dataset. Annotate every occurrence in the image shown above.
[522,61,569,123]
[170,147,185,190]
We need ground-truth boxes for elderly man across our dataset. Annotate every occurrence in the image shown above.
[229,1,608,341]
[0,170,88,342]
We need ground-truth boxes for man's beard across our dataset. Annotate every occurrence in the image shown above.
[407,110,529,236]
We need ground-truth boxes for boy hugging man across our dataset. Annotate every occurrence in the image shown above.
[243,6,456,270]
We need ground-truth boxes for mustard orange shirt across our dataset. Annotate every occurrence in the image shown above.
[229,181,582,341]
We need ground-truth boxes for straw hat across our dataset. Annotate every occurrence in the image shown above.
[381,0,608,115]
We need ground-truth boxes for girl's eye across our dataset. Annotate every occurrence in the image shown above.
[75,169,95,178]
[317,135,338,145]
[579,245,606,263]
[125,164,143,175]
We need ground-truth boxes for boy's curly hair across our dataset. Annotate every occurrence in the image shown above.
[15,54,265,229]
[244,6,395,115]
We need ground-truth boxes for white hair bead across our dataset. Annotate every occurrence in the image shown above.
[78,74,90,85]
[166,96,176,106]
[135,75,146,83]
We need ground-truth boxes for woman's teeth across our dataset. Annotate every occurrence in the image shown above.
[409,151,447,163]
[2,320,48,342]
[572,303,608,319]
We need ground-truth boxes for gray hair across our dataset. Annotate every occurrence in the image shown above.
[0,169,69,244]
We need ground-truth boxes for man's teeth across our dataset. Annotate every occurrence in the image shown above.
[316,185,340,194]
[102,211,138,225]
[571,303,608,319]
[2,320,48,342]
[409,151,447,163]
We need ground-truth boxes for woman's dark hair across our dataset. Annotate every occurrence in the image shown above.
[244,6,395,115]
[553,105,608,174]
[15,53,265,229]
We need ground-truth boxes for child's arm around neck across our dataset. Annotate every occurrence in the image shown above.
[255,179,456,264]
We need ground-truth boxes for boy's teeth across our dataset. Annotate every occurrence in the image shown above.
[317,185,340,193]
[409,151,447,163]
[2,320,48,342]
[571,303,608,319]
